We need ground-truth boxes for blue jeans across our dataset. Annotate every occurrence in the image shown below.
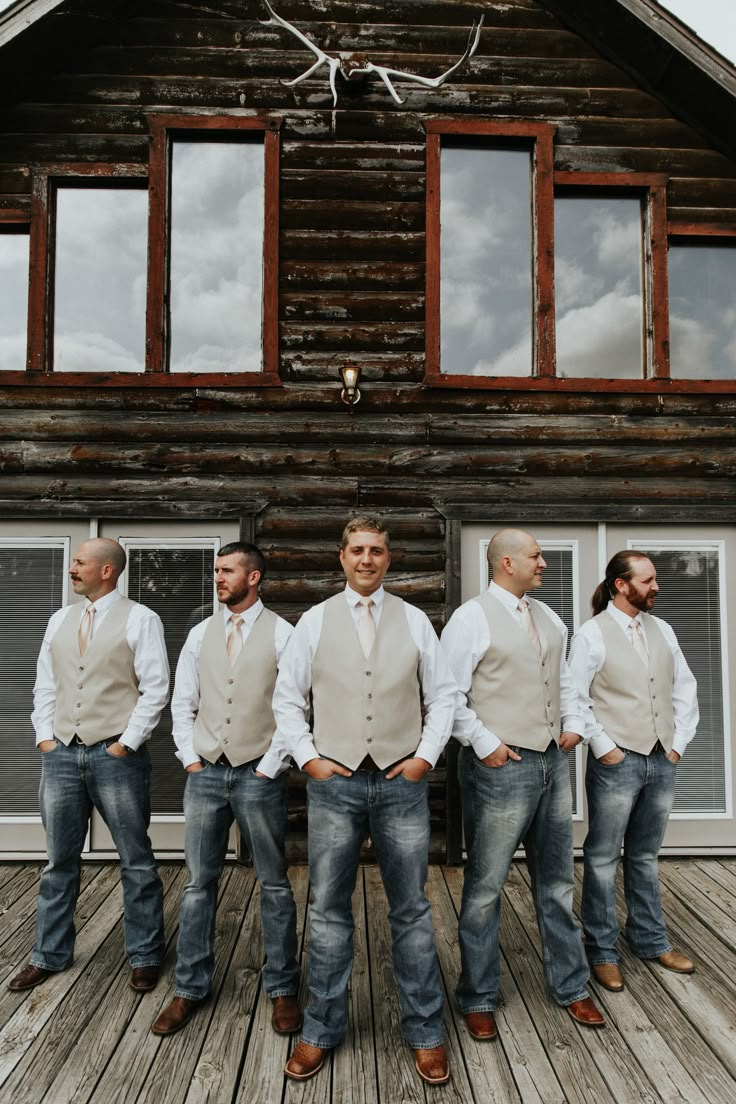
[457,744,589,1011]
[582,747,677,963]
[32,737,164,972]
[175,759,299,1001]
[303,771,444,1050]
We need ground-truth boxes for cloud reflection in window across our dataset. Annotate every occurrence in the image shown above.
[0,231,29,371]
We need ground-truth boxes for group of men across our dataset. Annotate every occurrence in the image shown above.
[8,518,698,1088]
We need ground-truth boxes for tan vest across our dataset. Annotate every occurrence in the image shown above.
[590,610,675,754]
[50,597,140,746]
[312,592,422,770]
[192,607,279,767]
[470,591,563,751]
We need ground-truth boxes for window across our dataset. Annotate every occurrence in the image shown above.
[147,115,280,381]
[668,240,736,380]
[121,538,219,816]
[53,183,147,373]
[554,194,645,379]
[0,539,68,819]
[0,222,29,372]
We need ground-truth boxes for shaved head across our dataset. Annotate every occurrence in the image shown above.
[487,529,535,573]
[80,538,127,577]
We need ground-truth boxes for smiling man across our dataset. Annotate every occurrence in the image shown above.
[151,541,300,1038]
[260,516,457,1085]
[568,551,698,992]
[441,528,603,1037]
[8,538,169,995]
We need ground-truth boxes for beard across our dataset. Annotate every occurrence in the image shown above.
[623,584,655,612]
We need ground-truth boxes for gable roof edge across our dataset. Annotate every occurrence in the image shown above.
[0,0,68,50]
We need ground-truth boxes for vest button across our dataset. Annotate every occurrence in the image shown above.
[366,737,372,743]
[225,719,231,725]
[365,671,371,676]
[79,666,84,671]
[366,716,372,721]
[77,684,83,689]
[226,698,233,704]
[367,693,373,700]
[227,679,234,685]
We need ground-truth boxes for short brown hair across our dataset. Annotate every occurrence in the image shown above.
[340,515,390,550]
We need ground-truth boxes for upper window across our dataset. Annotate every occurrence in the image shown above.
[0,224,29,372]
[668,240,736,380]
[440,145,533,376]
[554,193,644,379]
[53,183,148,373]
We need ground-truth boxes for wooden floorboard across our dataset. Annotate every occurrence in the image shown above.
[1,859,735,1104]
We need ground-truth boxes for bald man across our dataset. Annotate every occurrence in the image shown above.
[8,539,169,994]
[441,529,603,1035]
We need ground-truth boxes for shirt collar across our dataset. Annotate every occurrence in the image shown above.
[344,583,385,609]
[84,588,121,614]
[488,580,526,613]
[607,603,643,630]
[221,597,263,627]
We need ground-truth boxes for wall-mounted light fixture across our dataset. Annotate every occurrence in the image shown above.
[339,363,361,412]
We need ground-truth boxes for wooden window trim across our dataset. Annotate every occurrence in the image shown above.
[666,226,736,386]
[146,113,282,386]
[425,119,556,388]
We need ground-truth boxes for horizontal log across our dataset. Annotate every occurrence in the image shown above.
[555,116,709,150]
[281,230,423,261]
[282,141,425,172]
[256,507,445,540]
[281,261,425,292]
[280,322,424,351]
[668,179,736,206]
[668,207,736,224]
[0,167,31,193]
[281,292,424,323]
[6,409,736,447]
[555,146,736,178]
[281,169,424,202]
[280,199,424,232]
[281,352,425,383]
[0,134,149,164]
[6,441,736,480]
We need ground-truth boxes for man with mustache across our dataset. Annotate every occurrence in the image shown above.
[568,551,698,992]
[441,528,603,1038]
[8,538,169,994]
[151,542,300,1036]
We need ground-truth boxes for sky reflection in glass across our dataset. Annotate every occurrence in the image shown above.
[54,187,147,373]
[440,146,532,376]
[0,231,28,371]
[555,195,643,378]
[669,243,736,379]
[170,140,264,374]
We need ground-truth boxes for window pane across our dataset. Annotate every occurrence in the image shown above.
[54,187,147,373]
[669,244,736,379]
[555,196,644,378]
[126,546,215,815]
[170,140,264,374]
[0,544,66,814]
[636,545,725,814]
[441,147,532,376]
[0,230,29,371]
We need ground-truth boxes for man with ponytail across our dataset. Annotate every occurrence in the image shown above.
[568,551,698,993]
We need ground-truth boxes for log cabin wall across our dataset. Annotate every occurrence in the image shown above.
[0,0,735,859]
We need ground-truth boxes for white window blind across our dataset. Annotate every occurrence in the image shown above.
[124,543,217,815]
[0,542,67,815]
[635,544,726,815]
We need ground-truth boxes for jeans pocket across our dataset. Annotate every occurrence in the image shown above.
[103,743,129,759]
[40,739,60,753]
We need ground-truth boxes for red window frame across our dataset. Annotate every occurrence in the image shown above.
[425,118,736,393]
[1,115,281,387]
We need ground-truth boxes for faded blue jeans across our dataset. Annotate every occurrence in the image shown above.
[32,737,164,972]
[582,747,677,964]
[175,759,299,1001]
[457,744,589,1011]
[303,771,444,1050]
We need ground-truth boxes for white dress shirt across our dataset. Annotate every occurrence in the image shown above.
[568,603,699,759]
[171,599,294,769]
[32,588,170,751]
[260,584,459,778]
[440,581,586,759]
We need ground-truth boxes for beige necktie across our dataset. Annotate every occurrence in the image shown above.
[226,614,244,665]
[630,619,649,665]
[78,605,96,655]
[357,597,376,658]
[518,598,542,657]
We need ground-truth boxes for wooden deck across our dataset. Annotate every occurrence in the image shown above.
[1,858,735,1104]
